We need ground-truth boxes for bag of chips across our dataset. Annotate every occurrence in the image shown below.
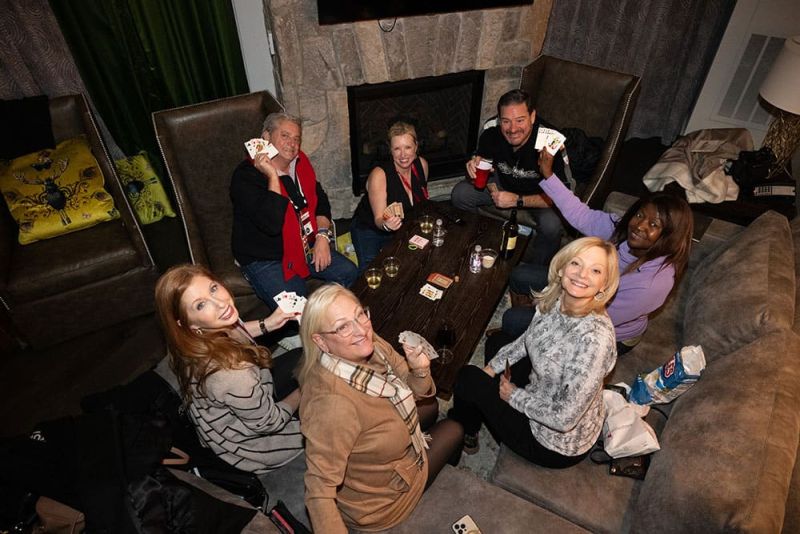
[630,345,706,405]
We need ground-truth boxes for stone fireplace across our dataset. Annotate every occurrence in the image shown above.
[347,70,485,194]
[266,0,553,216]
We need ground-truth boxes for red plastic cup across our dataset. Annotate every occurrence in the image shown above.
[474,159,493,190]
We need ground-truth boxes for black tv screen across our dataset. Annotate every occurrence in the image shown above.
[318,0,533,25]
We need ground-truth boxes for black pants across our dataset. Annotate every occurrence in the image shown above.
[271,347,302,401]
[448,360,587,469]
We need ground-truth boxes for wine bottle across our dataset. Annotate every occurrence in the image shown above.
[500,209,518,259]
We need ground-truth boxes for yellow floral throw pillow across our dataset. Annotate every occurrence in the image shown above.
[0,136,119,244]
[114,152,176,225]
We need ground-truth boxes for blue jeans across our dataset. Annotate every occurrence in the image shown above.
[242,249,358,311]
[350,218,393,273]
[451,178,562,266]
[509,262,549,295]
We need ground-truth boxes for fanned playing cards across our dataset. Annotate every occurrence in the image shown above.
[383,202,404,220]
[398,331,439,360]
[534,127,566,155]
[245,138,279,159]
[273,290,307,320]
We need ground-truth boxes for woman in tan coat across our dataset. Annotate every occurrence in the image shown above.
[298,284,463,533]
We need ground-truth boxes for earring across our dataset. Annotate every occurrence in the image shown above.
[194,328,203,335]
[594,291,605,301]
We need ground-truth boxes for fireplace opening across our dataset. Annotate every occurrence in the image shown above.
[347,70,485,195]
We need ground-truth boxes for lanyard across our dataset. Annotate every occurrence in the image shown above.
[398,163,425,204]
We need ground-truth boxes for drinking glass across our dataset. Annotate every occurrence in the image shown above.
[365,268,382,289]
[419,215,434,234]
[382,256,400,278]
[435,321,456,365]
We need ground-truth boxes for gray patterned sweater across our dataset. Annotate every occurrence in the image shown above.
[488,302,617,456]
[189,364,303,474]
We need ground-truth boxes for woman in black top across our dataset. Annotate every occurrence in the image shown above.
[351,121,429,271]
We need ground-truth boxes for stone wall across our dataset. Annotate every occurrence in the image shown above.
[266,0,553,217]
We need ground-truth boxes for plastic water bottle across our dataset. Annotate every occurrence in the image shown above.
[432,219,445,247]
[469,245,482,273]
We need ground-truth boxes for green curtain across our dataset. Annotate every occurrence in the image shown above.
[49,0,249,159]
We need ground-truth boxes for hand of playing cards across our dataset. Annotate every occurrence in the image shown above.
[245,138,279,160]
[399,331,439,360]
[273,291,307,320]
[383,202,404,220]
[534,127,566,156]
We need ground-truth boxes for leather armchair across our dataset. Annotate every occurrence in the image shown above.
[152,91,283,319]
[0,94,158,349]
[479,54,641,226]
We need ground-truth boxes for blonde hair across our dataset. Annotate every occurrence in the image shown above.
[297,283,390,385]
[534,237,620,316]
[154,264,271,402]
[387,121,417,144]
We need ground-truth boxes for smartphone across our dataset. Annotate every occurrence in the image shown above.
[452,514,481,534]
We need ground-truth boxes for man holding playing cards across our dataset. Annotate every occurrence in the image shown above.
[451,89,565,268]
[231,112,358,311]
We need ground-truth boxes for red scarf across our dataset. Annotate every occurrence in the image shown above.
[278,151,319,281]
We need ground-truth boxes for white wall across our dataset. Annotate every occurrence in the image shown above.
[685,0,800,147]
[231,0,276,96]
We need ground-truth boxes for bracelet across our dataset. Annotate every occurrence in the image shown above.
[411,368,430,378]
[316,232,330,243]
[381,223,390,232]
[258,319,268,335]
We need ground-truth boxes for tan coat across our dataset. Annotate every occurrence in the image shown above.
[300,336,435,533]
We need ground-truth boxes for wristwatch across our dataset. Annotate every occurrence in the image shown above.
[316,227,332,242]
[516,195,524,208]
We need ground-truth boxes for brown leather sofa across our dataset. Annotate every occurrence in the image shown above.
[152,91,283,319]
[0,94,158,349]
[479,54,641,226]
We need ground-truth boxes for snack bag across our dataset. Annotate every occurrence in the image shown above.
[629,345,706,405]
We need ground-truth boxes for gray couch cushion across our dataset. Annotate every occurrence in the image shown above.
[683,211,795,361]
[387,465,589,533]
[491,445,640,534]
[632,329,800,532]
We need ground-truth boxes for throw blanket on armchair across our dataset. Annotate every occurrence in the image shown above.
[643,128,753,203]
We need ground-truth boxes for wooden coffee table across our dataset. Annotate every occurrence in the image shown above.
[351,202,529,399]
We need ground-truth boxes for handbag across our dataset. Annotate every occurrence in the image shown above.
[34,496,85,534]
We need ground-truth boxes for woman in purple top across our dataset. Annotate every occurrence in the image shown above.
[497,150,693,355]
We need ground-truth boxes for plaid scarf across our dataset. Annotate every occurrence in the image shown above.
[318,351,428,462]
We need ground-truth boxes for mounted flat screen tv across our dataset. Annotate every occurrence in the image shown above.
[318,0,533,25]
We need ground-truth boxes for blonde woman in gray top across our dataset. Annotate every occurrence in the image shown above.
[448,237,620,466]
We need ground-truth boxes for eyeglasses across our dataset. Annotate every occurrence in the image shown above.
[319,307,371,337]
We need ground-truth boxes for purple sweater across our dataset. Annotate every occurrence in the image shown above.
[540,176,675,341]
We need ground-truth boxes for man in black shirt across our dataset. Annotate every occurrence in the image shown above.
[451,89,564,266]
[230,112,357,311]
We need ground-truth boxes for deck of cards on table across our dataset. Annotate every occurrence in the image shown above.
[534,127,566,155]
[245,138,279,159]
[273,290,307,319]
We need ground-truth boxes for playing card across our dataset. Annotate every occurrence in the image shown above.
[409,235,429,249]
[534,128,566,155]
[396,202,404,219]
[544,130,566,155]
[398,331,439,360]
[273,291,298,313]
[245,138,279,159]
[419,283,443,300]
